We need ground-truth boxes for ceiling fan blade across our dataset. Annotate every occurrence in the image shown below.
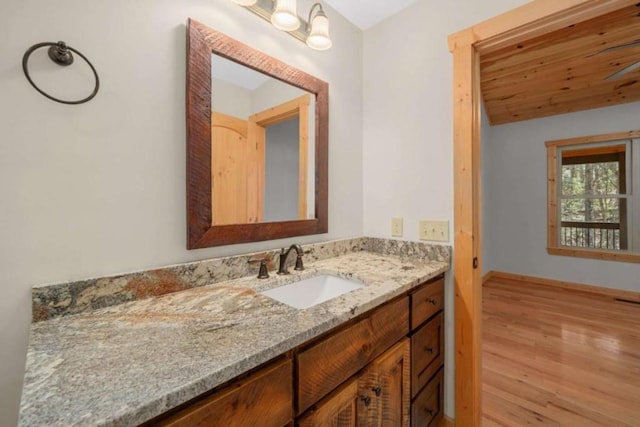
[598,39,640,55]
[606,60,640,80]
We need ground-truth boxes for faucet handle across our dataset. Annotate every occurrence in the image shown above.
[248,258,269,279]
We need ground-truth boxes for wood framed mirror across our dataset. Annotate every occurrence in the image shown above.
[186,19,328,249]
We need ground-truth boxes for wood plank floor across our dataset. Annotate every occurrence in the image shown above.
[482,277,640,426]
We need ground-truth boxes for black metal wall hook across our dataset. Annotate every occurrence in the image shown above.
[22,41,100,105]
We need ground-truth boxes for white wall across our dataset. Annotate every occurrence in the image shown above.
[211,79,252,118]
[483,102,640,290]
[362,0,529,418]
[0,0,363,424]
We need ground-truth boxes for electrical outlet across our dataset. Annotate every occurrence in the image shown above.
[391,217,403,237]
[419,220,449,242]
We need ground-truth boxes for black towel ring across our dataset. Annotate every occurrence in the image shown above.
[22,41,100,105]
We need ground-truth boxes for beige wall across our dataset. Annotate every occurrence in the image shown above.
[0,0,363,424]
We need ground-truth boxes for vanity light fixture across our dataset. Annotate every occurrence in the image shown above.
[271,0,300,31]
[306,3,331,50]
[232,0,332,50]
[231,0,258,5]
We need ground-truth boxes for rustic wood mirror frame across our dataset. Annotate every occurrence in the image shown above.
[186,19,328,249]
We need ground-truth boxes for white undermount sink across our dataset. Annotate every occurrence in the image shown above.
[260,275,364,309]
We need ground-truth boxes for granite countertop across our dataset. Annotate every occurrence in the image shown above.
[19,248,449,426]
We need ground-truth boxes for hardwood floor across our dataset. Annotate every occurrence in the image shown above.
[482,277,640,426]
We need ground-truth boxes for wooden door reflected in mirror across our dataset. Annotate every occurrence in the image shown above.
[210,53,315,226]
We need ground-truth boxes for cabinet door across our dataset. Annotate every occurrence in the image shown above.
[411,368,444,427]
[358,338,411,427]
[298,297,409,414]
[411,312,444,398]
[298,379,360,427]
[156,359,292,427]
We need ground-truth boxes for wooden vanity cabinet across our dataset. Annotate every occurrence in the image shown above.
[146,274,446,427]
[153,358,293,427]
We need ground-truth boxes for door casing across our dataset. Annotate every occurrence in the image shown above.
[447,1,637,424]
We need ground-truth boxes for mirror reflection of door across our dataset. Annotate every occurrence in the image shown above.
[211,53,315,226]
[211,112,264,225]
[211,95,311,226]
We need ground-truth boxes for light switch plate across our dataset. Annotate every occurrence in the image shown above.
[391,217,403,237]
[419,220,449,242]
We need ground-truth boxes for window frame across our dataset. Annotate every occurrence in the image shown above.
[546,130,640,263]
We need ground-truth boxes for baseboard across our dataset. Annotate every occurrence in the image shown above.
[439,416,455,427]
[484,270,640,302]
[482,271,496,283]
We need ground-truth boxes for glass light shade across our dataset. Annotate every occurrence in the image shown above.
[232,0,257,5]
[271,0,300,31]
[306,12,332,50]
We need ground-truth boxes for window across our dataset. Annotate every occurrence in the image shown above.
[560,143,628,250]
[546,131,640,263]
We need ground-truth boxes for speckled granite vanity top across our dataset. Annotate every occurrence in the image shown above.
[19,238,449,427]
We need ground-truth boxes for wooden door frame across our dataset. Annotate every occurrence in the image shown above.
[250,94,311,220]
[447,1,636,425]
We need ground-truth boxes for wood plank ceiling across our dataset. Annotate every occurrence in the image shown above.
[481,3,640,125]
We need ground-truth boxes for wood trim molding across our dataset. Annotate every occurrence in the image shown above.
[439,415,455,427]
[546,130,640,148]
[452,43,482,427]
[298,96,309,220]
[449,1,635,424]
[249,94,310,126]
[248,94,311,221]
[483,270,640,302]
[481,271,496,284]
[547,246,640,263]
[547,143,559,250]
[448,0,638,54]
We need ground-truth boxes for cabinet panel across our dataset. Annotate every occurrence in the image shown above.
[370,338,410,427]
[156,359,292,427]
[411,368,444,427]
[298,297,409,413]
[302,338,411,427]
[298,380,359,427]
[411,277,444,329]
[411,312,444,398]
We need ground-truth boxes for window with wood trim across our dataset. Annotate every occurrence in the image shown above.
[546,131,640,263]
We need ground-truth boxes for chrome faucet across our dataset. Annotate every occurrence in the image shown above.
[277,244,304,275]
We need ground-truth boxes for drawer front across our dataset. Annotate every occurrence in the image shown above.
[411,312,444,397]
[157,359,292,427]
[411,368,444,427]
[297,297,409,414]
[411,277,444,329]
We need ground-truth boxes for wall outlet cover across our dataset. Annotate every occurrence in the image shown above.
[419,220,449,242]
[391,217,403,237]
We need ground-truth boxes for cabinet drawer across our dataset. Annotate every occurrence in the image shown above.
[411,277,444,329]
[156,359,292,427]
[297,297,409,414]
[411,312,444,398]
[411,368,444,427]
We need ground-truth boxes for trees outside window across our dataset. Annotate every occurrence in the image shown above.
[559,145,627,250]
